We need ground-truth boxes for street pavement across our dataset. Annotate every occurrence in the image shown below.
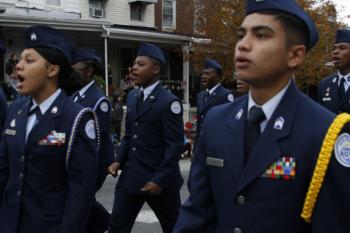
[96,159,191,233]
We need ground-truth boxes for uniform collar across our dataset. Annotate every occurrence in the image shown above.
[248,80,291,122]
[31,88,62,114]
[140,80,160,100]
[206,83,220,95]
[79,80,95,97]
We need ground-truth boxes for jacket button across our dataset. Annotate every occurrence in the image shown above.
[234,227,242,233]
[17,190,22,197]
[20,156,25,162]
[19,173,24,179]
[237,195,245,205]
[132,147,136,151]
[133,135,138,139]
[135,122,139,126]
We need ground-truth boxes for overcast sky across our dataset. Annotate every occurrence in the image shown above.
[332,0,350,26]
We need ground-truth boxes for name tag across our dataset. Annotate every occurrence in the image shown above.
[206,157,224,168]
[5,129,16,136]
[322,97,331,102]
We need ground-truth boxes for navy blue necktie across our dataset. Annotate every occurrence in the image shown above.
[339,78,346,100]
[28,106,43,121]
[136,90,144,113]
[204,90,210,103]
[244,106,266,163]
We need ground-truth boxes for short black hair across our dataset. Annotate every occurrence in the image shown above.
[258,10,309,50]
[80,59,104,76]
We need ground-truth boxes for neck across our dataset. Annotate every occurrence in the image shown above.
[250,77,290,106]
[339,67,350,76]
[142,79,158,89]
[33,84,58,105]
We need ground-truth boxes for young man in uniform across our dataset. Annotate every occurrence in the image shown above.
[196,59,234,138]
[72,48,114,233]
[174,1,350,233]
[318,29,350,114]
[107,43,184,233]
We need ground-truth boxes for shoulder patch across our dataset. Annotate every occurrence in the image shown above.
[227,93,234,102]
[334,133,350,168]
[85,119,96,140]
[170,101,182,114]
[100,101,109,112]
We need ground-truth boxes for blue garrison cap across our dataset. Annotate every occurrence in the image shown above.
[204,59,222,76]
[0,40,6,54]
[335,29,350,44]
[246,0,319,49]
[74,48,102,64]
[137,43,166,64]
[24,25,74,63]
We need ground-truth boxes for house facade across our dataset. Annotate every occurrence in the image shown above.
[0,0,194,119]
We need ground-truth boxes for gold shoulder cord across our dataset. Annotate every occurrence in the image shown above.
[301,113,350,223]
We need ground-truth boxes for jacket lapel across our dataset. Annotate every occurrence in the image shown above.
[222,97,247,180]
[15,99,31,155]
[198,85,222,116]
[236,82,302,193]
[25,92,65,149]
[135,83,161,120]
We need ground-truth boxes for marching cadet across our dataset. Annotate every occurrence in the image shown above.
[72,48,114,233]
[0,25,98,233]
[196,59,234,138]
[174,1,350,233]
[318,29,350,114]
[0,41,8,134]
[107,43,184,233]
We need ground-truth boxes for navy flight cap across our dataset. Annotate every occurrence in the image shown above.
[0,40,6,54]
[246,0,319,49]
[335,29,350,44]
[74,48,102,64]
[204,59,222,76]
[24,25,75,63]
[137,42,166,64]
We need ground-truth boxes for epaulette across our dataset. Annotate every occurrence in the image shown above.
[93,96,111,112]
[65,107,101,171]
[301,113,350,222]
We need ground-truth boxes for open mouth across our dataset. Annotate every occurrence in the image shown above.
[10,74,23,89]
[332,57,340,64]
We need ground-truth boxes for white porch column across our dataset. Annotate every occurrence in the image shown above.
[182,44,190,122]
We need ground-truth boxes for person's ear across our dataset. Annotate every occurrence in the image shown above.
[287,45,306,68]
[87,67,93,77]
[48,64,60,78]
[152,65,160,75]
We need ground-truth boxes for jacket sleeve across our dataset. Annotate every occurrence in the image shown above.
[0,88,8,134]
[151,99,184,187]
[173,116,217,233]
[59,112,98,233]
[115,95,132,166]
[95,98,114,167]
[0,132,9,198]
[311,124,350,233]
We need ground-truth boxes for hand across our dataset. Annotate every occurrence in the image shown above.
[141,182,162,195]
[108,162,120,177]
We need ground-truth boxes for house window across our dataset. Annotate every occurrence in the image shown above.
[47,0,60,5]
[130,3,144,21]
[89,0,104,18]
[163,0,176,29]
